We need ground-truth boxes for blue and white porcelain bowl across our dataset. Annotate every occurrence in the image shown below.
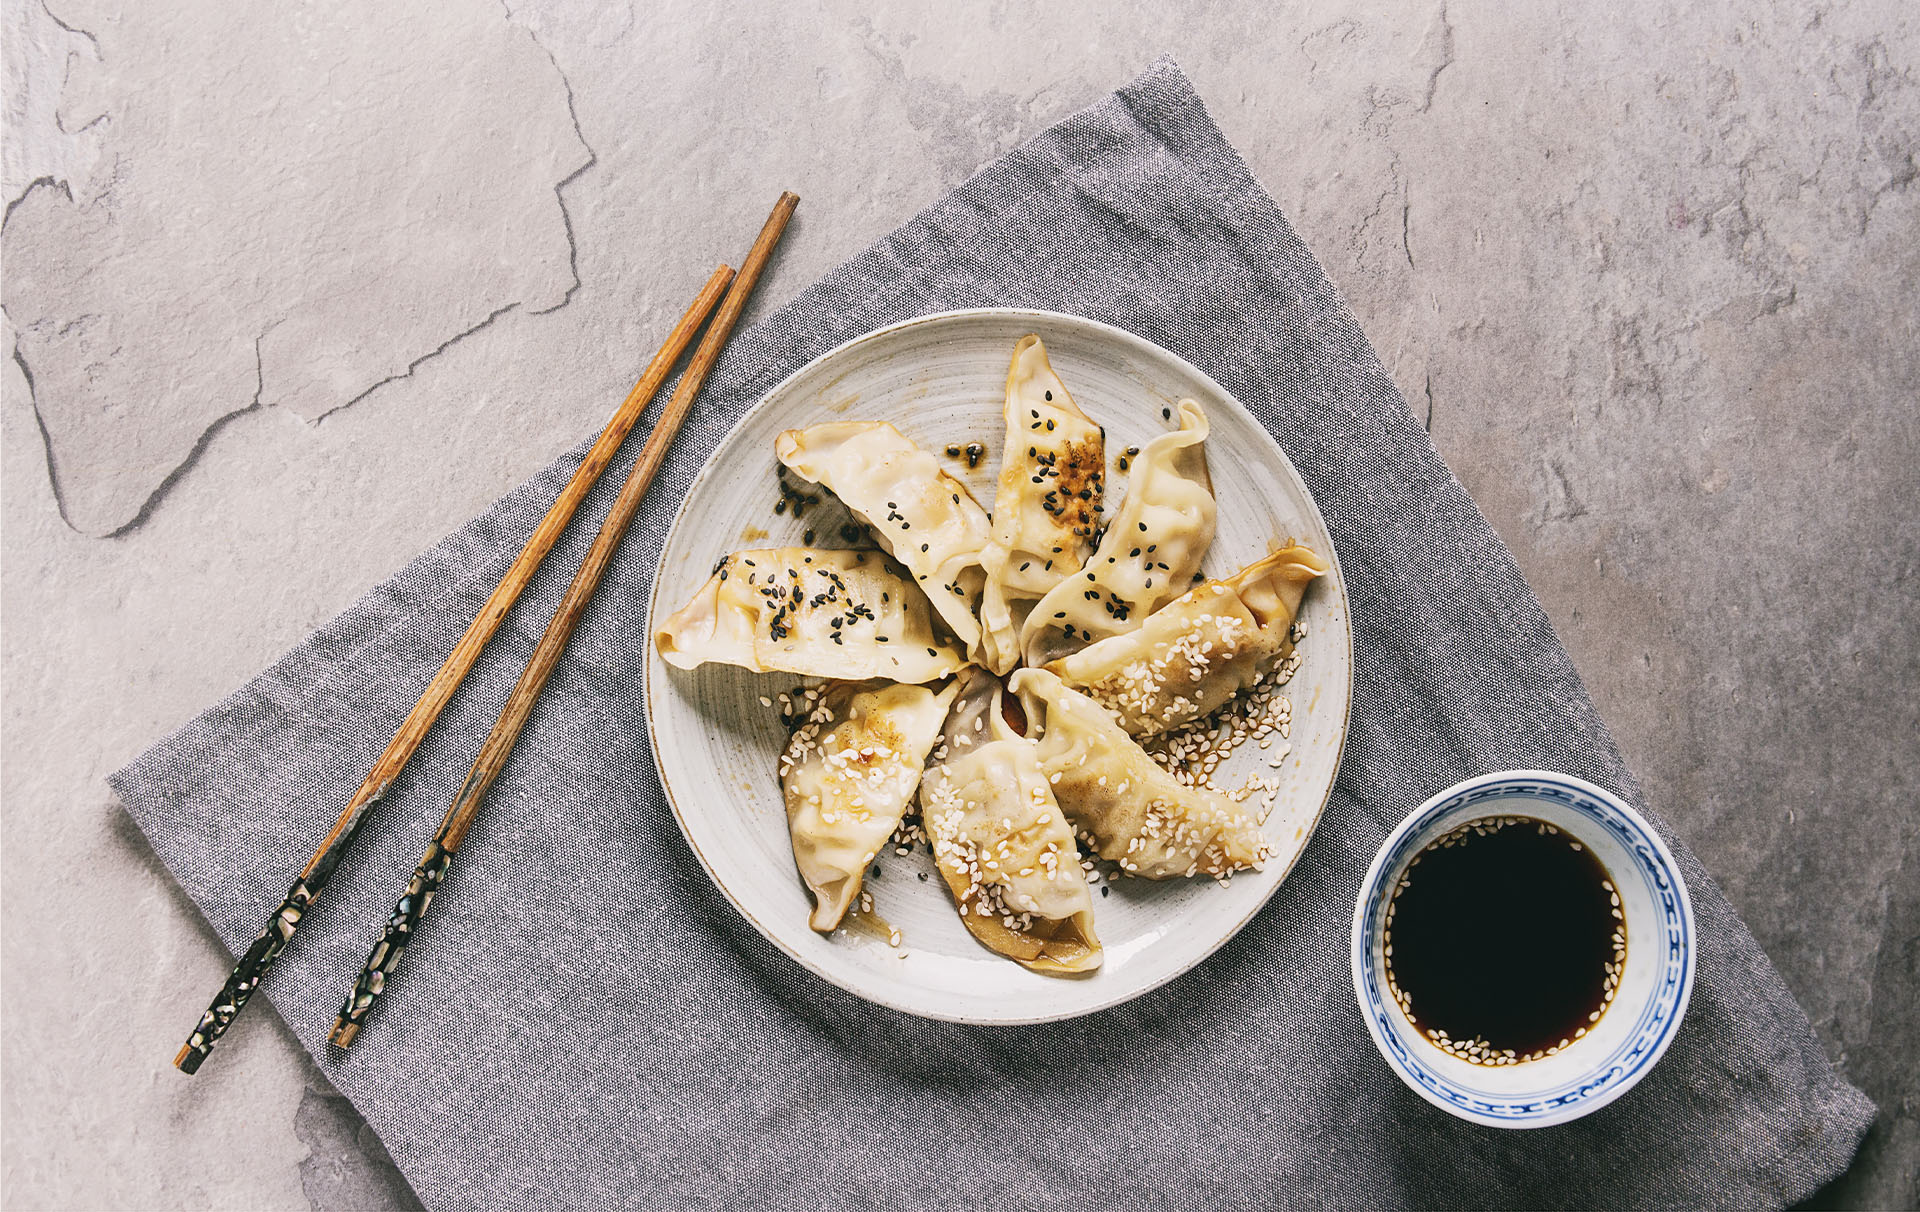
[1350,770,1695,1128]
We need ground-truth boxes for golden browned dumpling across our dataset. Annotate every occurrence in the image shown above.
[977,336,1105,674]
[1045,544,1325,737]
[1012,668,1270,880]
[919,669,1101,975]
[1020,400,1215,666]
[655,548,965,683]
[781,680,957,931]
[776,422,992,656]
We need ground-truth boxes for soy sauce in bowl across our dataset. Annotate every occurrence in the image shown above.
[1384,815,1625,1065]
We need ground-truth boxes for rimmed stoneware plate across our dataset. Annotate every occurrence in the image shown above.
[644,309,1351,1024]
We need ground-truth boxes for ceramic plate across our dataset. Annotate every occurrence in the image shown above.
[644,309,1351,1023]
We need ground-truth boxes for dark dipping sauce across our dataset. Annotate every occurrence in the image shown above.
[1385,815,1625,1064]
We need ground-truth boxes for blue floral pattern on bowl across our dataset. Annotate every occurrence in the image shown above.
[1349,771,1695,1128]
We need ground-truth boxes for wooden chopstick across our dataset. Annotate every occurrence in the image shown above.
[328,192,799,1049]
[171,265,736,1075]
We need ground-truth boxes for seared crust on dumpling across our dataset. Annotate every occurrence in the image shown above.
[977,336,1106,674]
[1020,400,1214,667]
[1045,544,1326,738]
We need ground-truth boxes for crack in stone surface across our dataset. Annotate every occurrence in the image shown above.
[94,332,272,539]
[3,173,69,234]
[37,0,97,51]
[1414,3,1454,113]
[519,23,599,319]
[3,0,102,219]
[2,0,593,537]
[304,302,521,428]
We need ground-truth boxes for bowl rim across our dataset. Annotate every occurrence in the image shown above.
[642,306,1354,1024]
[1348,769,1696,1128]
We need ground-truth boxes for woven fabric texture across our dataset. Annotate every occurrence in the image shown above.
[114,60,1873,1210]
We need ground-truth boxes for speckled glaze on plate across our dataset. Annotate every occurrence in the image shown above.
[644,309,1351,1024]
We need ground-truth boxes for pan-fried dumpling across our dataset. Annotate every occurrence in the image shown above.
[1045,544,1327,738]
[655,548,965,683]
[1011,668,1270,880]
[1020,400,1215,667]
[775,423,992,655]
[919,669,1101,975]
[782,679,958,931]
[977,336,1106,674]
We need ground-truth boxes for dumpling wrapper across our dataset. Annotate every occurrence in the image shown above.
[655,548,965,683]
[781,679,958,931]
[977,336,1106,674]
[775,422,992,655]
[919,669,1101,975]
[1045,544,1327,738]
[1020,399,1215,667]
[1012,667,1270,880]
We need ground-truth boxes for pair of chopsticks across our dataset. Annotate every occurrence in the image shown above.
[174,192,798,1072]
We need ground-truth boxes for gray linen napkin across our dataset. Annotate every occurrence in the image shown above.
[115,59,1873,1210]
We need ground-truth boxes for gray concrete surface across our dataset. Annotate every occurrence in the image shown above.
[2,0,1913,1207]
